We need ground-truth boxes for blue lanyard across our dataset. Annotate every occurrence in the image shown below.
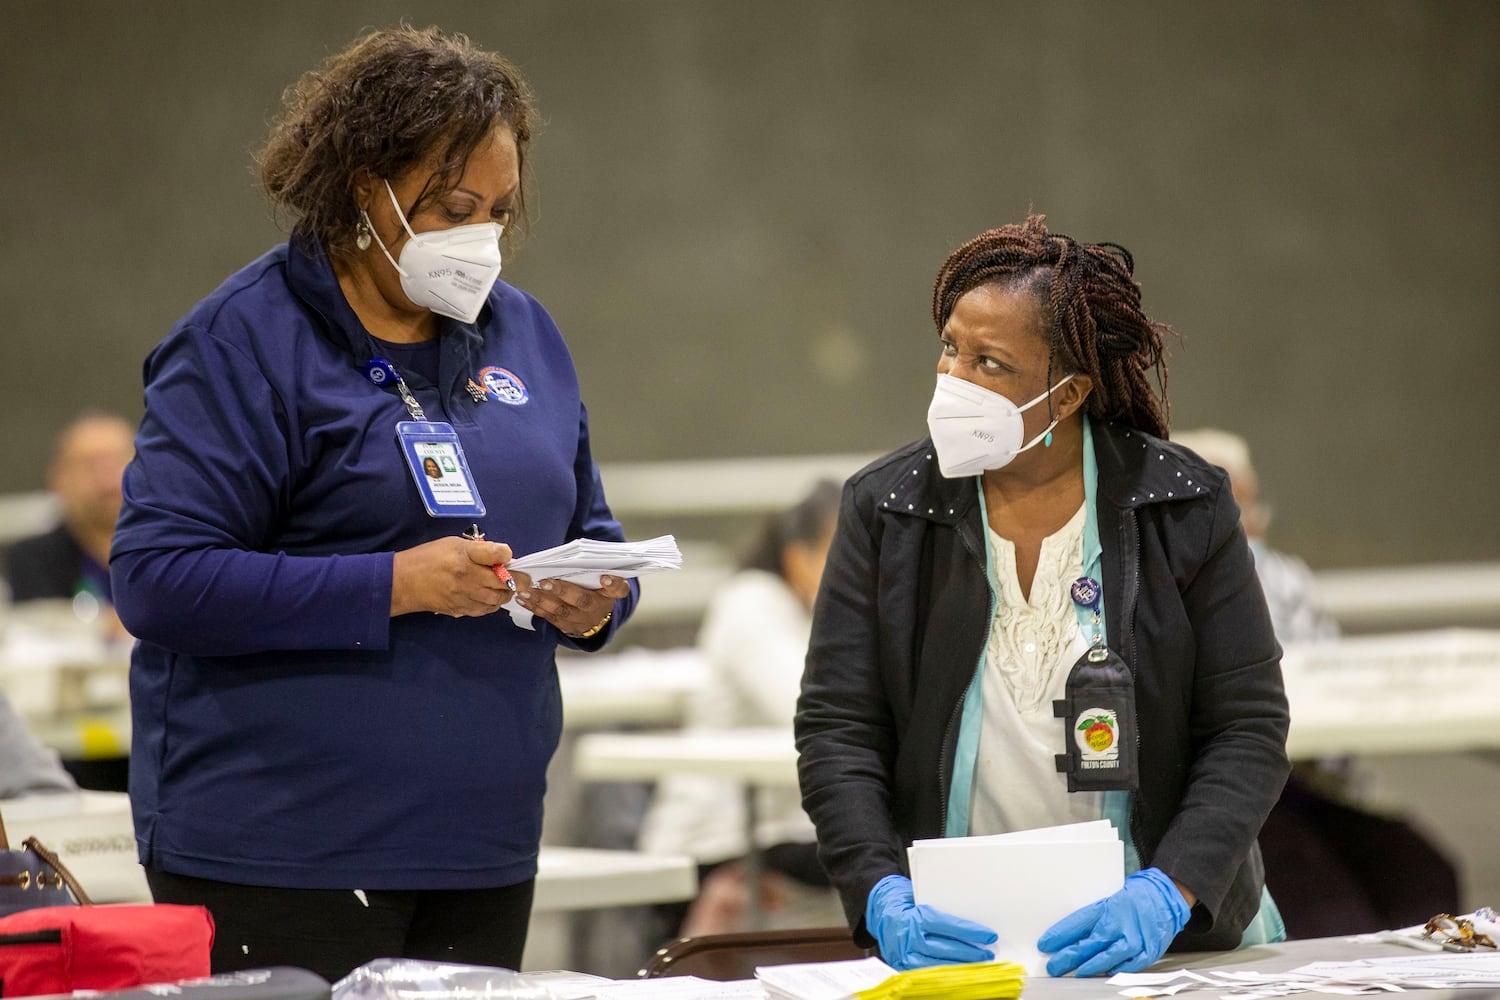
[1075,416,1105,643]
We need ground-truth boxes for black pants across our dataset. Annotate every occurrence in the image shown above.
[146,869,534,984]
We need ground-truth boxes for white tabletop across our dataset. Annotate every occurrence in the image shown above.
[573,728,800,786]
[10,647,710,760]
[558,648,707,730]
[572,630,1500,785]
[2,791,696,914]
[1314,561,1500,632]
[1282,628,1500,757]
[533,846,696,913]
[21,630,1500,764]
[596,935,1489,1000]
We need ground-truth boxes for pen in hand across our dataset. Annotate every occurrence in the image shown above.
[462,523,518,591]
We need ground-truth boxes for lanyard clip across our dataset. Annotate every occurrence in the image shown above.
[365,357,426,421]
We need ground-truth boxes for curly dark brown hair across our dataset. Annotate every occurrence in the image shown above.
[932,214,1176,438]
[256,24,538,258]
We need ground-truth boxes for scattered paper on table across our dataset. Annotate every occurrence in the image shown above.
[1106,948,1500,998]
[756,957,897,1000]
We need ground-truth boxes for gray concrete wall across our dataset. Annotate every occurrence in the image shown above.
[3,0,1496,567]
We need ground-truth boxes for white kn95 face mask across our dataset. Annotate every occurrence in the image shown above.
[364,179,504,324]
[925,372,1073,478]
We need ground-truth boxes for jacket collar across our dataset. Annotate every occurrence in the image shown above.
[1090,418,1224,510]
[879,419,1222,525]
[875,445,980,527]
[284,227,489,390]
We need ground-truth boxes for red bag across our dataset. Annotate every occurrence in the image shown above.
[0,903,213,997]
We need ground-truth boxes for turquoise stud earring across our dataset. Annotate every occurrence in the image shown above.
[1044,431,1054,448]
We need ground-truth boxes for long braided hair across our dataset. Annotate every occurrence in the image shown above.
[931,214,1175,438]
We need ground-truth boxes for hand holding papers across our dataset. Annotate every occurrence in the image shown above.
[865,874,998,969]
[509,534,683,588]
[505,535,682,631]
[907,819,1124,976]
[1039,867,1191,977]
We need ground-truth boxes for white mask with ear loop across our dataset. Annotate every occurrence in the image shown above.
[362,179,504,324]
[926,373,1074,478]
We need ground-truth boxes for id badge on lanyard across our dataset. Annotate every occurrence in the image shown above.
[1053,576,1140,792]
[366,357,487,519]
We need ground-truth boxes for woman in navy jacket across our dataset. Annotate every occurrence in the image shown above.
[795,216,1290,976]
[111,26,636,978]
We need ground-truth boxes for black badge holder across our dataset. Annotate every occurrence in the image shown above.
[1053,642,1140,792]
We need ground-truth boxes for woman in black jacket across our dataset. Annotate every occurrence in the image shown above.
[794,215,1290,976]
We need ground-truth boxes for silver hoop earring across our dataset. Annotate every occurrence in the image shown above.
[355,218,373,251]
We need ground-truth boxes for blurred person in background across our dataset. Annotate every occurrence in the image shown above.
[0,688,77,799]
[110,25,635,980]
[2,411,134,618]
[797,216,1290,975]
[639,479,844,938]
[0,412,134,792]
[1170,430,1335,644]
[1174,428,1459,939]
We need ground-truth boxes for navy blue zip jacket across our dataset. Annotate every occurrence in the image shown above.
[796,422,1289,951]
[112,230,638,890]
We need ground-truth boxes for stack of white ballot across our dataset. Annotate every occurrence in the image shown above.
[505,535,682,630]
[907,819,1124,976]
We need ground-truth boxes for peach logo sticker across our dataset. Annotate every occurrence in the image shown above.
[1076,707,1119,762]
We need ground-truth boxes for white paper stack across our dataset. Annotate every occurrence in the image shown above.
[755,957,899,1000]
[508,534,682,588]
[505,534,682,630]
[908,819,1124,976]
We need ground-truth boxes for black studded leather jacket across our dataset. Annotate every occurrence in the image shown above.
[795,418,1289,952]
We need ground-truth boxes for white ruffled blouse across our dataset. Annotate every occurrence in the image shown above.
[968,502,1103,835]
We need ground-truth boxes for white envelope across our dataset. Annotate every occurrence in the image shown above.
[909,820,1124,976]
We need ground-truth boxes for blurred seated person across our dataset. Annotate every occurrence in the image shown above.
[639,479,845,936]
[1175,428,1459,937]
[0,688,77,798]
[1,411,135,792]
[3,412,134,628]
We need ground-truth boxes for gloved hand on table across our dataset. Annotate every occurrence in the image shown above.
[1037,867,1191,977]
[866,873,997,970]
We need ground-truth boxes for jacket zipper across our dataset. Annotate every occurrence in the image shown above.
[1120,507,1148,855]
[0,930,64,945]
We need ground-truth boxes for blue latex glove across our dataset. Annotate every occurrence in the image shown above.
[865,873,998,970]
[1037,867,1191,977]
